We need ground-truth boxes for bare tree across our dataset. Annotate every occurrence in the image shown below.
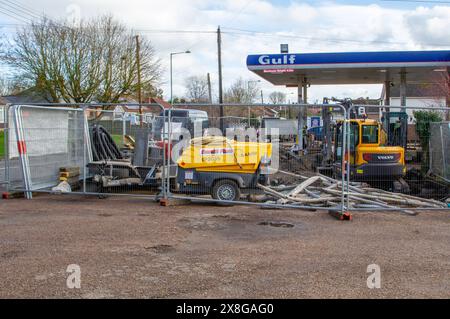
[0,77,25,96]
[185,75,209,102]
[224,77,259,103]
[431,72,450,120]
[3,16,162,104]
[269,91,286,104]
[434,72,449,106]
[0,77,13,96]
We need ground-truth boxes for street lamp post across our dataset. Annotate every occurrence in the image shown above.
[170,50,191,105]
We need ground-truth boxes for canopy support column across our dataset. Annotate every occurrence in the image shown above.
[400,70,407,112]
[384,80,391,112]
[295,78,308,151]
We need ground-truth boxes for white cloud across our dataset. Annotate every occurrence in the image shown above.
[1,0,449,102]
[404,6,450,48]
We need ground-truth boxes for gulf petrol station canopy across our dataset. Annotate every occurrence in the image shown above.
[246,50,450,86]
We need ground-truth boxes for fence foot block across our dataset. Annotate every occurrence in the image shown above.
[2,192,25,199]
[329,210,353,221]
[159,198,191,207]
[159,198,169,206]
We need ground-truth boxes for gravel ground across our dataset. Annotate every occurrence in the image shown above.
[0,194,449,299]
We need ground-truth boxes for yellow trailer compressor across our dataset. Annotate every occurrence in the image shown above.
[176,136,272,201]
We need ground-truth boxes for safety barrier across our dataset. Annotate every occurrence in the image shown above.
[4,103,165,200]
[429,122,450,182]
[344,104,450,213]
[3,102,449,217]
[161,103,348,214]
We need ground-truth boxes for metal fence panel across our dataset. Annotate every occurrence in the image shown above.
[162,103,347,214]
[1,103,350,214]
[430,122,450,181]
[345,104,449,212]
[6,103,166,199]
[9,105,87,193]
[7,102,448,216]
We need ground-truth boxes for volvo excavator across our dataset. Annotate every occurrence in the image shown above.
[326,98,410,193]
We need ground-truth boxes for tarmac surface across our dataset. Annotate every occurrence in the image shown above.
[0,194,449,298]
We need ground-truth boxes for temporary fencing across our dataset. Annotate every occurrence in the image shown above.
[2,102,449,216]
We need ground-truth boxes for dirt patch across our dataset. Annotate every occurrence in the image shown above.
[97,213,113,217]
[178,216,227,231]
[0,194,449,298]
[145,244,175,253]
[1,250,24,259]
[179,213,305,244]
[258,221,295,228]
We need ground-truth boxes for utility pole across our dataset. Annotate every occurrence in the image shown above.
[135,35,143,127]
[217,26,224,132]
[207,73,212,103]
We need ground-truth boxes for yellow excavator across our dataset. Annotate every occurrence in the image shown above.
[176,136,272,201]
[333,118,409,192]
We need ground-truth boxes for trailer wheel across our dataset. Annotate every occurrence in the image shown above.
[212,179,240,202]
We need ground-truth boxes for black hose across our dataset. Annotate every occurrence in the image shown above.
[90,124,123,161]
[100,126,122,159]
[90,126,99,160]
[94,126,109,160]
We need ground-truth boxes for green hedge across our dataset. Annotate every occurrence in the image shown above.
[111,134,124,148]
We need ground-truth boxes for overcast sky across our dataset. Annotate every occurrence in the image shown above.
[1,0,449,102]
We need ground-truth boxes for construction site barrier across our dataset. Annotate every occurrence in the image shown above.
[2,102,449,217]
[345,104,450,213]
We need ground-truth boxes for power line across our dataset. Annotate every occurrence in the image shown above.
[0,7,31,24]
[0,23,218,34]
[221,27,449,47]
[135,29,216,34]
[0,1,42,22]
[6,0,43,18]
[0,0,59,31]
[380,0,450,3]
[224,0,257,28]
[0,0,42,20]
[0,22,447,47]
[0,4,34,23]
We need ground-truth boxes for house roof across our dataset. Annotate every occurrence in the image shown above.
[118,97,171,112]
[150,97,171,109]
[0,87,50,105]
[388,83,448,98]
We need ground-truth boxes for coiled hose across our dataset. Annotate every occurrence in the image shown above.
[90,125,123,161]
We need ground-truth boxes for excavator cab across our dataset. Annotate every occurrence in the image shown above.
[333,119,406,185]
[381,111,408,151]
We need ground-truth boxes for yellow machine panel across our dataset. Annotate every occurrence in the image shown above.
[177,136,272,174]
